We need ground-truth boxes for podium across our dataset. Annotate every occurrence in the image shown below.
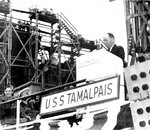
[76,48,124,103]
[76,48,125,130]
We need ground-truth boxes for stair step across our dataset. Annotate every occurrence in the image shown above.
[60,20,76,40]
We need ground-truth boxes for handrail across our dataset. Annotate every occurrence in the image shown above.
[0,79,86,105]
[59,12,78,35]
[0,79,86,129]
[60,12,78,32]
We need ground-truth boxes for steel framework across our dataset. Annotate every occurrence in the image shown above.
[125,0,150,65]
[0,1,96,93]
[0,0,11,93]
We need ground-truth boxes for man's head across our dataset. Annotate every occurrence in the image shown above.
[103,33,115,50]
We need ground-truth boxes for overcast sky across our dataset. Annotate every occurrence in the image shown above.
[11,0,127,58]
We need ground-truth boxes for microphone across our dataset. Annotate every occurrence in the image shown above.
[96,39,109,51]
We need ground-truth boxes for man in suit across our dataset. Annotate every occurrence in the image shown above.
[102,33,133,129]
[103,33,125,63]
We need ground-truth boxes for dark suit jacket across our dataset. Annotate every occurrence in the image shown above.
[110,44,125,63]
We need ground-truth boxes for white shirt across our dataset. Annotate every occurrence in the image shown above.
[109,44,115,52]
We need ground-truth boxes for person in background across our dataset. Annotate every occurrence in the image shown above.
[19,88,40,122]
[0,85,17,126]
[103,33,126,67]
[1,85,15,101]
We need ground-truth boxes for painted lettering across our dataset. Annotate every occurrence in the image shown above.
[98,85,104,96]
[52,97,57,108]
[107,83,112,95]
[45,98,51,109]
[83,89,88,101]
[89,88,93,99]
[67,93,71,104]
[77,90,83,102]
[59,95,64,106]
[71,92,76,104]
[94,86,99,98]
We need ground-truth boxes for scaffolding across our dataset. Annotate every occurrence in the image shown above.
[0,2,96,128]
[0,0,11,93]
[0,1,96,93]
[125,0,150,65]
[0,1,135,130]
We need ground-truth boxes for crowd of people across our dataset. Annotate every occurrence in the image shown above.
[0,85,40,127]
